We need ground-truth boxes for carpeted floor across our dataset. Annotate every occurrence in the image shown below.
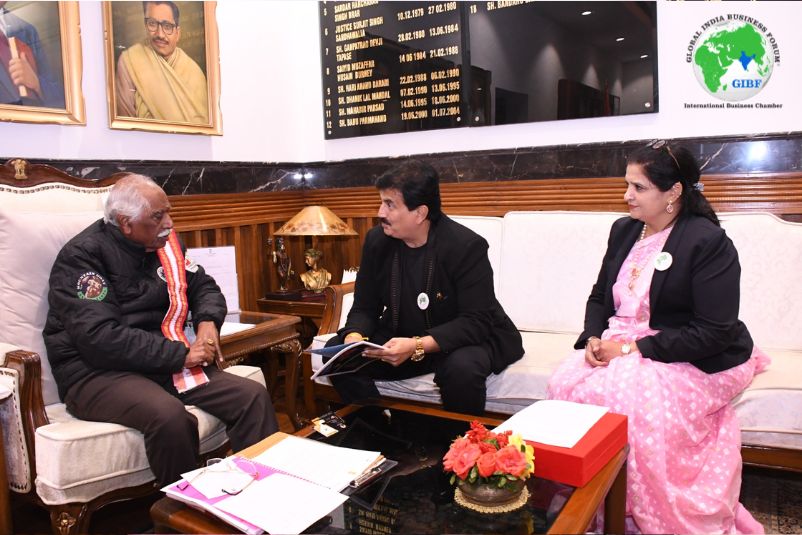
[741,466,802,534]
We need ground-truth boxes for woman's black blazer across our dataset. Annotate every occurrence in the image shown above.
[576,214,753,373]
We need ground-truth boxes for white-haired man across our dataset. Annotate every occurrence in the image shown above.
[44,174,277,485]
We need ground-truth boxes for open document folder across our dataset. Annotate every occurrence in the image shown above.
[309,340,385,379]
[252,434,385,491]
[162,433,392,534]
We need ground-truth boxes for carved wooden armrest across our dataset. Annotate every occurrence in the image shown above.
[2,349,50,466]
[318,281,355,336]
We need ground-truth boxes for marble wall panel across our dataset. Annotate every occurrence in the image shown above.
[9,132,801,194]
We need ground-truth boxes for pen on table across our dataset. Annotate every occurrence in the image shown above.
[349,456,386,488]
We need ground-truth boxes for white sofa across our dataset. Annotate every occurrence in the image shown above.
[0,170,267,534]
[309,211,802,471]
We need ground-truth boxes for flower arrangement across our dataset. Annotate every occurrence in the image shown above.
[443,421,535,489]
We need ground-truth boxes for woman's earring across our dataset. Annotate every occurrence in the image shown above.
[666,199,675,214]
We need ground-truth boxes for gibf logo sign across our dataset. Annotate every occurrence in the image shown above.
[687,14,780,102]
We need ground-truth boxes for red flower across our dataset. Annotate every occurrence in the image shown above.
[476,451,497,478]
[478,441,496,454]
[443,440,481,480]
[496,431,511,448]
[494,445,528,478]
[466,420,490,443]
[443,420,534,484]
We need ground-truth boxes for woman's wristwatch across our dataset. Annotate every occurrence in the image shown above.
[621,342,632,355]
[411,336,425,361]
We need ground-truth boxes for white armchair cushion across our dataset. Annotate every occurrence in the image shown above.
[34,364,265,505]
[0,183,109,212]
[0,209,103,406]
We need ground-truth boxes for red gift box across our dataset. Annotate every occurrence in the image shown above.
[525,412,627,487]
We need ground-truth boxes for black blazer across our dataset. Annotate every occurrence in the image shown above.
[341,215,524,374]
[576,214,753,374]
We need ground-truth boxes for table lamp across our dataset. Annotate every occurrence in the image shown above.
[273,206,357,294]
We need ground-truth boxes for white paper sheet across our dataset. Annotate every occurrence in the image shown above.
[493,399,609,448]
[215,473,347,535]
[252,435,382,491]
[187,246,240,314]
[178,460,254,499]
[220,321,256,336]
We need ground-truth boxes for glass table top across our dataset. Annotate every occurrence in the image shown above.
[304,406,575,535]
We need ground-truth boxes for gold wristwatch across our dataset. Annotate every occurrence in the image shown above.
[411,336,425,361]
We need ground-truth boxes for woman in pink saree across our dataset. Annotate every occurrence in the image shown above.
[548,142,768,534]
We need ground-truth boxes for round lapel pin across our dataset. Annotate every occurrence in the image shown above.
[654,252,673,271]
[417,292,430,310]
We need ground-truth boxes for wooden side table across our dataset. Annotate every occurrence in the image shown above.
[255,298,326,348]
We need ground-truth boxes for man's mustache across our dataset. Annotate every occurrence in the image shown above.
[157,228,172,238]
[152,37,169,46]
[379,218,390,225]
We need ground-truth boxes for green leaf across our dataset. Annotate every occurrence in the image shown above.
[469,466,478,481]
[497,477,507,488]
[449,474,456,485]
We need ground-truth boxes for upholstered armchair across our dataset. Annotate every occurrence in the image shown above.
[0,162,267,534]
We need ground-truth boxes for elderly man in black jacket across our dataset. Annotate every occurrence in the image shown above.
[328,162,523,415]
[43,174,277,485]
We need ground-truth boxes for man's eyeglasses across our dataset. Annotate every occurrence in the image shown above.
[176,458,259,496]
[650,140,681,173]
[145,17,177,35]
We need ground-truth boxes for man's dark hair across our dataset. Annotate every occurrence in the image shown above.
[142,1,180,26]
[375,161,442,222]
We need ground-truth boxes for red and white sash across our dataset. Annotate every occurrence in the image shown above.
[157,232,209,393]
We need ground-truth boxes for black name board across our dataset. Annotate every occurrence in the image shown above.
[319,1,658,139]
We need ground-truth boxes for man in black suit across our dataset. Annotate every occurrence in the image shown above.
[327,161,523,415]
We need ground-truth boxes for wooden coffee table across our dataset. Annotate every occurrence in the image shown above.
[151,402,627,534]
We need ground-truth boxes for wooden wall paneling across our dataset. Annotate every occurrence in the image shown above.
[165,172,802,320]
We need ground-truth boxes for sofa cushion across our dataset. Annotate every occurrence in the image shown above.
[311,331,575,415]
[499,211,623,333]
[719,213,802,350]
[0,209,103,405]
[34,364,265,505]
[450,216,504,292]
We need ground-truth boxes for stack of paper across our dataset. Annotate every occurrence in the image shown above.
[253,434,384,491]
[493,399,608,448]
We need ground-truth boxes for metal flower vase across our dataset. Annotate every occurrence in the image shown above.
[455,479,528,513]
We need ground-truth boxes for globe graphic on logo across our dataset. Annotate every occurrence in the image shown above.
[693,20,773,101]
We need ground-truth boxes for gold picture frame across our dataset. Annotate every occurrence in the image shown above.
[102,1,221,135]
[0,1,85,125]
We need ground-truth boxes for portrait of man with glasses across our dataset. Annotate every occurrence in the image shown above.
[115,1,208,123]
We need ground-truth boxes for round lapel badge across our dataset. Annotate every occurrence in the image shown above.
[654,252,673,271]
[417,292,430,310]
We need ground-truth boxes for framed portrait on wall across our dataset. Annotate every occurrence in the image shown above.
[102,1,221,135]
[0,1,84,125]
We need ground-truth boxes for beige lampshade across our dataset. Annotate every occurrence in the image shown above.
[274,205,358,236]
